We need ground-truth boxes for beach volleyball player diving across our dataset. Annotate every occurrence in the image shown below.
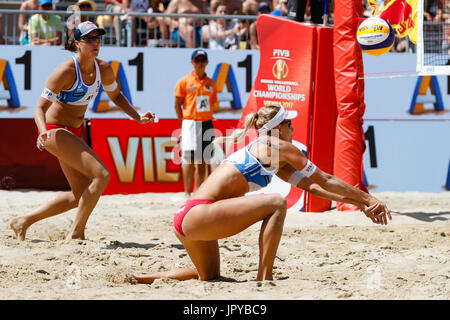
[9,21,156,241]
[133,105,391,283]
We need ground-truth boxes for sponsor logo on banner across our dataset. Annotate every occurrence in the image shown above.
[91,118,239,194]
[272,59,289,80]
[271,49,290,80]
[272,49,291,59]
[250,47,306,110]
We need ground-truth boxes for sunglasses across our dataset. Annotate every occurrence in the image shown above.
[81,35,102,43]
[193,56,207,63]
[79,4,91,9]
[259,8,270,13]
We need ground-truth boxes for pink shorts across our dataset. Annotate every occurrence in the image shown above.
[173,199,212,236]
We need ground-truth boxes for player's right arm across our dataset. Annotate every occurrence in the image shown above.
[278,140,391,225]
[35,60,74,149]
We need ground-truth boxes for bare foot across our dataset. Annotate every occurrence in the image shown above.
[65,233,85,240]
[132,274,156,284]
[9,217,28,241]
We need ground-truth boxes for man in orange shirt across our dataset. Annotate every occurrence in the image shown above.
[174,49,219,198]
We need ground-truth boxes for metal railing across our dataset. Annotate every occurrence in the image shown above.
[0,8,423,53]
[0,9,258,48]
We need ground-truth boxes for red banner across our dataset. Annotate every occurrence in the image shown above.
[90,118,239,195]
[239,15,316,143]
[0,118,82,190]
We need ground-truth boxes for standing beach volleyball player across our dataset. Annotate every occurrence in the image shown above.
[9,21,156,241]
[133,105,391,283]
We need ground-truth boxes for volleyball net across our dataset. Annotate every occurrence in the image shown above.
[417,0,450,75]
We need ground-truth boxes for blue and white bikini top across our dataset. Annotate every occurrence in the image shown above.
[56,56,101,106]
[224,141,278,192]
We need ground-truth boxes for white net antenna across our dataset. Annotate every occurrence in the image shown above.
[417,0,450,75]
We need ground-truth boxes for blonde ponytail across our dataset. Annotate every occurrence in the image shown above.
[214,112,258,144]
[213,105,281,145]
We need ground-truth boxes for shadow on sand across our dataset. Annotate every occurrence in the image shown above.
[396,211,450,223]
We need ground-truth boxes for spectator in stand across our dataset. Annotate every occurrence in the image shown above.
[249,2,271,50]
[432,0,449,53]
[286,0,326,24]
[424,0,440,20]
[147,0,167,45]
[271,0,288,16]
[96,0,124,45]
[165,0,209,48]
[272,0,280,10]
[209,0,242,14]
[18,0,39,45]
[431,0,447,22]
[74,0,97,22]
[202,2,245,50]
[122,0,156,46]
[29,0,63,46]
[138,0,173,47]
[243,0,270,15]
[67,0,97,45]
[159,0,170,10]
[442,2,450,53]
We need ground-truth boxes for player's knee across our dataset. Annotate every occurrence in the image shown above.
[269,194,287,213]
[101,170,111,183]
[95,169,110,187]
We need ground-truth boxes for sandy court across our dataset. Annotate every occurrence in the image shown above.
[0,189,449,300]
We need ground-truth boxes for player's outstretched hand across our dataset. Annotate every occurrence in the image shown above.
[363,201,392,225]
[137,111,157,124]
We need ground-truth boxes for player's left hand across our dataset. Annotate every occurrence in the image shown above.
[137,111,157,124]
[358,203,381,224]
[363,201,392,225]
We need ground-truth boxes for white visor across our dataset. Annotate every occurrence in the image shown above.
[258,106,298,132]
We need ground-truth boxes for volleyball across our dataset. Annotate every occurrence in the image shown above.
[356,17,395,56]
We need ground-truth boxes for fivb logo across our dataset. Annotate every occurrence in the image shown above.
[272,49,290,80]
[272,49,290,59]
